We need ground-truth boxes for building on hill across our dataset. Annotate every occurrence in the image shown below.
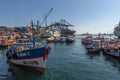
[0,26,14,34]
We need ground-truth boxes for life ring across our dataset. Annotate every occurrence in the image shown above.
[19,47,24,52]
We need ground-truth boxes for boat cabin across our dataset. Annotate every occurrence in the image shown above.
[16,39,30,43]
[12,38,34,51]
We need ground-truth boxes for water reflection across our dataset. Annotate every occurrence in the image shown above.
[0,50,13,80]
[53,41,75,47]
[86,51,120,72]
[9,64,46,80]
[65,41,75,45]
[103,53,120,72]
[1,36,120,80]
[1,47,48,80]
[86,52,101,60]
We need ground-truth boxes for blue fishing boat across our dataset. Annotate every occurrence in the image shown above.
[6,21,52,74]
[86,41,100,53]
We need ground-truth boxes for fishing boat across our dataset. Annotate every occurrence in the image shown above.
[102,41,120,60]
[81,36,93,44]
[86,40,100,53]
[0,34,16,49]
[6,21,52,74]
[66,35,75,42]
[103,49,120,60]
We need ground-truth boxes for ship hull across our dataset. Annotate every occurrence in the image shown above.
[9,57,46,74]
[103,50,120,60]
[7,47,51,74]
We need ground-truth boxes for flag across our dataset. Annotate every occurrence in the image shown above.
[28,24,32,32]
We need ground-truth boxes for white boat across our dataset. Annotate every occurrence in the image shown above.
[59,37,66,42]
[41,30,53,38]
[46,36,54,43]
[66,35,75,42]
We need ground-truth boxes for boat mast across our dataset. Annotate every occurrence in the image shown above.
[31,20,35,46]
[119,21,120,28]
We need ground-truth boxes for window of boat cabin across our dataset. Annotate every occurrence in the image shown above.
[17,39,30,43]
[24,39,30,43]
[18,39,23,43]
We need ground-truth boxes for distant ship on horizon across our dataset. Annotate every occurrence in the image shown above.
[80,32,92,36]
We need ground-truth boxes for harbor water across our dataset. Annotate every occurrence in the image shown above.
[0,36,120,80]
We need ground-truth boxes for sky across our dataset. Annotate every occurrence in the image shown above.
[0,0,120,34]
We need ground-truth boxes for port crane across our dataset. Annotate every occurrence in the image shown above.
[40,8,53,28]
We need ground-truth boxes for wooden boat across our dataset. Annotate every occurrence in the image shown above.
[86,40,100,53]
[102,41,120,60]
[81,36,93,44]
[103,49,120,60]
[86,44,100,53]
[6,21,52,74]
